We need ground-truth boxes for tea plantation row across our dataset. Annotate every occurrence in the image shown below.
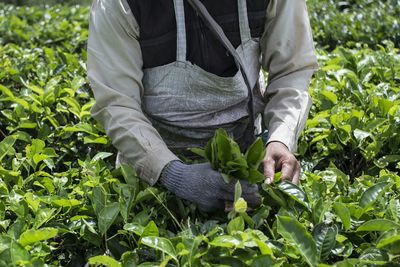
[0,2,399,267]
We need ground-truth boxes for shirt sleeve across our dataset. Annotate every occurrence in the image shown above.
[87,0,178,185]
[260,0,319,152]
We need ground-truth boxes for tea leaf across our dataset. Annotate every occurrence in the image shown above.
[19,228,58,247]
[215,128,232,165]
[234,198,248,213]
[188,147,206,158]
[227,216,245,234]
[277,216,318,267]
[356,219,400,232]
[376,235,400,254]
[248,169,266,184]
[359,182,390,210]
[245,138,266,169]
[209,235,241,248]
[98,203,120,235]
[333,202,352,231]
[88,255,121,267]
[0,136,17,162]
[234,181,242,202]
[0,84,14,98]
[93,186,107,216]
[141,237,178,262]
[142,221,159,238]
[313,224,338,261]
[279,182,311,211]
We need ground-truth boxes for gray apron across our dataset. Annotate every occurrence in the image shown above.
[141,0,265,154]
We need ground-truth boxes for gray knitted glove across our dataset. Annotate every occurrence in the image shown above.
[160,160,261,212]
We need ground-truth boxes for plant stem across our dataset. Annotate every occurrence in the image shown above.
[106,233,120,242]
[149,189,183,231]
[54,151,69,168]
[265,220,275,240]
[0,128,7,138]
[104,232,109,255]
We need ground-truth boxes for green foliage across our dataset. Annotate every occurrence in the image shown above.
[277,216,318,266]
[308,0,400,49]
[299,43,400,178]
[190,129,266,183]
[2,0,92,6]
[0,1,399,267]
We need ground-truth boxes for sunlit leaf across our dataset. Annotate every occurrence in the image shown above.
[359,182,390,210]
[88,255,121,267]
[245,138,266,169]
[19,228,58,247]
[277,216,318,267]
[141,237,178,262]
[333,202,352,231]
[313,224,338,261]
[0,136,17,162]
[209,235,241,248]
[356,219,400,232]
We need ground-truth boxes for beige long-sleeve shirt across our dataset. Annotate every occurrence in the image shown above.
[87,0,318,185]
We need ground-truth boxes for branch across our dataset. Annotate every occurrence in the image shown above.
[0,128,7,139]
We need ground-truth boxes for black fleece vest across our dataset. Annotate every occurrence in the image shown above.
[126,0,268,77]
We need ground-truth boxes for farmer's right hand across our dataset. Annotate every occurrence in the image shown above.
[160,161,260,212]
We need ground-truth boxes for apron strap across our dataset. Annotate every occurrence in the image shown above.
[238,0,252,43]
[185,0,256,130]
[173,0,187,62]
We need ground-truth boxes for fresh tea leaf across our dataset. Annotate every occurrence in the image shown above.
[88,255,121,267]
[234,198,248,214]
[359,182,390,210]
[313,224,338,261]
[19,228,58,247]
[333,202,352,231]
[0,136,17,162]
[356,219,400,232]
[227,216,245,234]
[245,138,266,169]
[141,237,178,262]
[277,215,318,267]
[98,203,120,235]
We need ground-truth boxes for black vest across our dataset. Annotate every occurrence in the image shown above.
[126,0,268,77]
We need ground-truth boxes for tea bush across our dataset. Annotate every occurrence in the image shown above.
[308,0,400,49]
[0,2,399,267]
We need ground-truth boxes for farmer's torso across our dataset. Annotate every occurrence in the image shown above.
[126,0,268,152]
[127,0,268,76]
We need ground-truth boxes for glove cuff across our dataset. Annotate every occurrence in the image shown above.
[160,160,187,192]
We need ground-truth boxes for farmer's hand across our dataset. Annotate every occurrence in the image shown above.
[160,161,260,212]
[263,141,301,184]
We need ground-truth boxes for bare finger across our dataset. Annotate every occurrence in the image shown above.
[280,160,296,182]
[292,161,301,184]
[263,159,276,184]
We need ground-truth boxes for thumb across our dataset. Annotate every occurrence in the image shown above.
[263,159,276,184]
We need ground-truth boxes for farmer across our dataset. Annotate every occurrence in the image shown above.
[87,0,318,212]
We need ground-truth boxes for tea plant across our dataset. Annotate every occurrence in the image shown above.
[190,129,266,184]
[0,2,399,267]
[308,0,400,49]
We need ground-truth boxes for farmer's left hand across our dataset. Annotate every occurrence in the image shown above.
[263,141,301,184]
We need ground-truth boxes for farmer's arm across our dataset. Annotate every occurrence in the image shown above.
[87,0,178,185]
[260,0,318,182]
[87,0,260,211]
